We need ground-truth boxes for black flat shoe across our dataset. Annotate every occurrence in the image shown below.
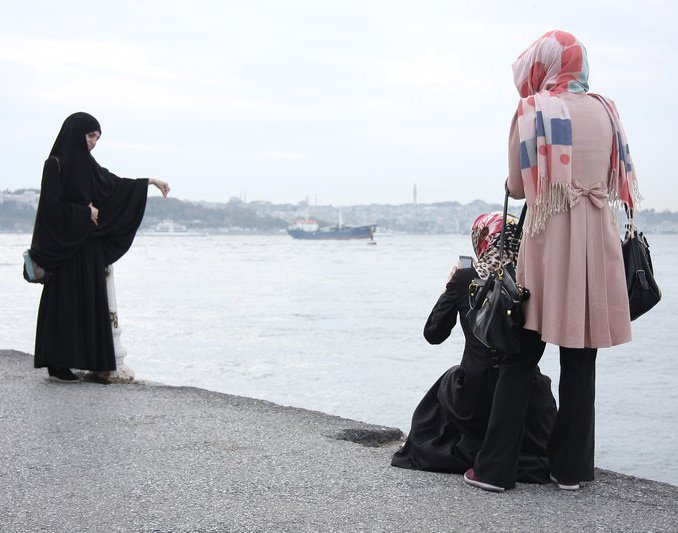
[47,367,79,383]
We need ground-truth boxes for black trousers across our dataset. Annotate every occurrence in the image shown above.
[473,329,597,488]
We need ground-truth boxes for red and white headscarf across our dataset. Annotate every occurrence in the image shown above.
[471,212,521,280]
[513,30,640,235]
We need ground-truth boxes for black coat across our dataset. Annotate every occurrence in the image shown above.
[391,267,557,483]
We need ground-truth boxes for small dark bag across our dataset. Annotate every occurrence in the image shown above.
[622,210,660,320]
[466,191,529,354]
[22,250,52,283]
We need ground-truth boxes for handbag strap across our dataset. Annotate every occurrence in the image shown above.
[498,187,527,263]
[517,200,527,234]
[591,93,636,237]
[624,203,636,239]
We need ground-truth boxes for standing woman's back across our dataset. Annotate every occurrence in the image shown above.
[508,92,632,348]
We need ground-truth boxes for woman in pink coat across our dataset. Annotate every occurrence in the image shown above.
[464,30,639,492]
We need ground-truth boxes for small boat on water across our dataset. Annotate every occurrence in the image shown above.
[286,218,376,240]
[141,219,207,236]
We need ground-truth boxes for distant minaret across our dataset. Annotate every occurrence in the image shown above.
[413,183,418,205]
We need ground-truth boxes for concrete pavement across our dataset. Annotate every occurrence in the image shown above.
[1,349,676,532]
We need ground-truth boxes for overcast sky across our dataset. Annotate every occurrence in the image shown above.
[1,1,676,209]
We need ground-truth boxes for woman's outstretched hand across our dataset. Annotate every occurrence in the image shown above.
[149,178,170,197]
[88,203,99,225]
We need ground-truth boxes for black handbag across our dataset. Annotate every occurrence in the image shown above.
[622,209,660,320]
[466,191,529,354]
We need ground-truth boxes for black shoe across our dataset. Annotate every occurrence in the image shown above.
[47,367,79,383]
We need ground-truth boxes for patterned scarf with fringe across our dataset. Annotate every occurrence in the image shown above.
[512,30,640,235]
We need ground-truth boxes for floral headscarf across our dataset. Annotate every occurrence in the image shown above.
[513,30,639,235]
[471,212,521,280]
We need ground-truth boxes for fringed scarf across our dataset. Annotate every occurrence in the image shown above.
[512,30,640,235]
[471,212,521,280]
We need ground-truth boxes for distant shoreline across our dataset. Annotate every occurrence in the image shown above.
[3,191,678,234]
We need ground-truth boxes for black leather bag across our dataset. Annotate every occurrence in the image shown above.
[622,219,660,320]
[466,191,529,354]
[467,263,529,353]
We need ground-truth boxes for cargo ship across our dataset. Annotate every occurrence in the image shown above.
[286,219,376,240]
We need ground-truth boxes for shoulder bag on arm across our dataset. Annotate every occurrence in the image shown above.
[622,207,661,320]
[466,190,529,354]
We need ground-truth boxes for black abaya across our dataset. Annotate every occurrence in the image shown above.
[30,113,148,371]
[391,268,557,483]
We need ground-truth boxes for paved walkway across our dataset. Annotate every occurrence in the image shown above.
[1,350,676,532]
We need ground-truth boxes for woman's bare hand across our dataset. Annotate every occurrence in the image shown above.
[445,265,458,285]
[88,203,99,225]
[149,178,170,198]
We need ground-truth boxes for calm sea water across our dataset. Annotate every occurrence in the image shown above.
[1,232,677,485]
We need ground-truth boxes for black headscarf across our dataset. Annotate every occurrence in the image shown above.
[30,112,111,269]
[49,112,115,205]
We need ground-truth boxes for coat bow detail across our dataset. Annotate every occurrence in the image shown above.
[569,181,608,209]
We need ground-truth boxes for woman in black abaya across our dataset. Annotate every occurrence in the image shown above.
[29,112,170,382]
[391,212,556,483]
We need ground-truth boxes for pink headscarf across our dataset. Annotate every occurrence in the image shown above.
[513,30,589,98]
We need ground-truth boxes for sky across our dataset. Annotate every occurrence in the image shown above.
[1,0,676,209]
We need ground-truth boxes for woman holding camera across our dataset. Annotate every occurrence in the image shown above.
[392,212,557,483]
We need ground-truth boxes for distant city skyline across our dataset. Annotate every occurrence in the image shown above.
[1,1,676,209]
[4,189,677,237]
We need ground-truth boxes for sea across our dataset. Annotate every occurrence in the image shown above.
[1,232,677,486]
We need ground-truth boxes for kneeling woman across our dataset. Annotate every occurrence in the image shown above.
[29,112,170,382]
[391,213,556,483]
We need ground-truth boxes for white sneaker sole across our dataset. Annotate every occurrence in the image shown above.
[550,474,580,491]
[464,471,505,492]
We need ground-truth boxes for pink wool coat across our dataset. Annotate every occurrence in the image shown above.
[507,92,632,349]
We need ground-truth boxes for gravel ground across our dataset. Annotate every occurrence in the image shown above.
[1,349,676,533]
